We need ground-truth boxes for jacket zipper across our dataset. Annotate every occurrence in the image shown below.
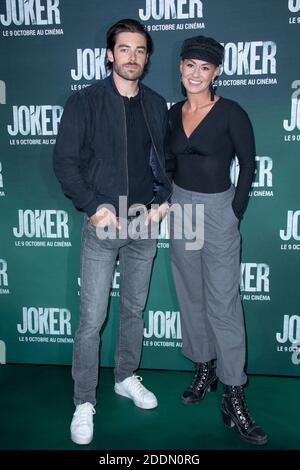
[140,99,172,200]
[122,100,129,200]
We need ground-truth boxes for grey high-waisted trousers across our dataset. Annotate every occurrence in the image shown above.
[169,183,247,386]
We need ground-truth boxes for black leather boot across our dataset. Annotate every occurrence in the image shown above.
[222,385,268,445]
[181,361,218,405]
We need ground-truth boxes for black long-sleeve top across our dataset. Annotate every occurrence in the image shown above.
[109,79,154,208]
[168,97,256,218]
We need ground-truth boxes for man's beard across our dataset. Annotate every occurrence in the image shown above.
[113,61,144,81]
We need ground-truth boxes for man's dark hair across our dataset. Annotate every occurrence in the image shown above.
[106,18,153,69]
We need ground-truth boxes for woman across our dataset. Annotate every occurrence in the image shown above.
[168,36,267,445]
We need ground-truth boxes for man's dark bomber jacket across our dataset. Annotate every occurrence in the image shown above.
[53,76,172,217]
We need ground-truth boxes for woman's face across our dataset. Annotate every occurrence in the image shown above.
[180,59,219,95]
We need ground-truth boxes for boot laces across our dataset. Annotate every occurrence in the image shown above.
[191,363,209,390]
[230,387,255,428]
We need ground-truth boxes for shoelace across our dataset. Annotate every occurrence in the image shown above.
[191,363,209,390]
[129,375,148,396]
[229,388,255,428]
[74,403,96,425]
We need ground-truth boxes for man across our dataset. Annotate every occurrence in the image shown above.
[53,18,171,445]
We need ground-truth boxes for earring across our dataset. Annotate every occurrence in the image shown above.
[209,78,217,101]
[181,82,187,97]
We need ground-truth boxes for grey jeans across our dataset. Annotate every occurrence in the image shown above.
[72,215,157,406]
[169,183,247,386]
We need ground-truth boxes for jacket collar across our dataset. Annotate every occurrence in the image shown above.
[103,73,144,99]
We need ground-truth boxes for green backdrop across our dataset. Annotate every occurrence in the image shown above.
[0,0,300,376]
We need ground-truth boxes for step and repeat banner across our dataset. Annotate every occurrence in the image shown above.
[0,0,299,376]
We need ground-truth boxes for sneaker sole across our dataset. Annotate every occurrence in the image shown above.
[114,387,158,409]
[71,432,93,445]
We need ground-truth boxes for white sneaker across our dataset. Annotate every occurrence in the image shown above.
[114,374,158,409]
[70,402,96,445]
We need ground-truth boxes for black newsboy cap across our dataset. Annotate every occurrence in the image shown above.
[180,35,224,66]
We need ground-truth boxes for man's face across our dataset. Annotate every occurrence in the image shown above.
[107,32,148,81]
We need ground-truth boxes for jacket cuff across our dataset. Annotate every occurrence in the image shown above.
[152,193,164,206]
[82,198,103,217]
